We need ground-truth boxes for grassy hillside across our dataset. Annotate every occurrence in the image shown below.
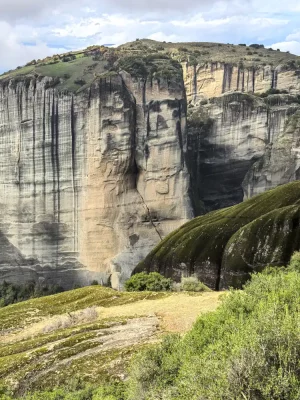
[135,181,300,289]
[0,286,221,396]
[0,39,299,93]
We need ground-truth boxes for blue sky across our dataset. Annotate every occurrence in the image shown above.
[0,0,300,73]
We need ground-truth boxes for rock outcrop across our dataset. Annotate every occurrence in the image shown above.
[135,181,300,289]
[187,91,300,211]
[0,72,192,288]
[183,62,300,103]
[0,40,300,288]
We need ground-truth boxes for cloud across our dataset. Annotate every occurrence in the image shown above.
[0,21,64,73]
[0,0,300,72]
[0,0,251,22]
[271,40,300,55]
[287,31,300,41]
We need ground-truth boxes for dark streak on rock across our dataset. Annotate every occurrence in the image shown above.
[42,91,46,211]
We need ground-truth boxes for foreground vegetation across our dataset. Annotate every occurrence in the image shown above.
[128,259,300,400]
[0,281,64,308]
[1,255,299,399]
[0,282,220,399]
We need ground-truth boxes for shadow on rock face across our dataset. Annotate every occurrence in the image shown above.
[32,222,68,242]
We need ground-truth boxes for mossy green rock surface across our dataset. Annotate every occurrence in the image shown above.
[135,181,300,289]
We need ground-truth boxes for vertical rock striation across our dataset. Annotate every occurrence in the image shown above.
[0,73,192,288]
[185,61,300,212]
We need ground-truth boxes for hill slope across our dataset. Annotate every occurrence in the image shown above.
[0,286,221,396]
[135,181,300,289]
[0,39,298,93]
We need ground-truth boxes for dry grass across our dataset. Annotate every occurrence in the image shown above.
[43,307,98,333]
[99,291,222,333]
[0,287,223,393]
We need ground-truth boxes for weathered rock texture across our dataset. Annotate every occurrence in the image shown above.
[1,43,300,288]
[183,62,300,103]
[0,73,192,288]
[185,62,300,212]
[135,181,300,289]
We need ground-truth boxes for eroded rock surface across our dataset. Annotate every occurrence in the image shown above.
[0,73,192,288]
[1,42,300,288]
[185,61,300,211]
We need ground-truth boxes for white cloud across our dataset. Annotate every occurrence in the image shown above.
[0,0,300,72]
[147,32,181,42]
[271,40,300,55]
[171,14,288,29]
[0,21,64,72]
[287,31,300,41]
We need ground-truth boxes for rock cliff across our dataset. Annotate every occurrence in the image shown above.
[0,40,300,288]
[0,69,192,288]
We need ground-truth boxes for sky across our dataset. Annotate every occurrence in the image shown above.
[0,0,300,73]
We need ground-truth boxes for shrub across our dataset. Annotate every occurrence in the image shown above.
[288,251,300,272]
[74,78,86,86]
[128,264,300,399]
[124,272,173,292]
[0,281,64,307]
[249,43,264,49]
[258,88,288,98]
[180,276,211,292]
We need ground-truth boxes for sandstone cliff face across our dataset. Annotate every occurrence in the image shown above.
[0,73,192,288]
[1,45,300,288]
[185,62,300,211]
[183,62,300,103]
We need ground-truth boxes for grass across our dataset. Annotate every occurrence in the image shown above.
[0,286,221,395]
[0,39,298,93]
[0,286,168,332]
[119,39,299,68]
[0,52,108,93]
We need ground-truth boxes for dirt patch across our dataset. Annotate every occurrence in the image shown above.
[99,292,222,332]
[1,292,222,345]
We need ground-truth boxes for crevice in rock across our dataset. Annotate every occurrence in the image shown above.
[70,95,77,251]
[32,96,37,256]
[120,74,163,243]
[177,100,185,168]
[193,64,197,103]
[42,90,46,212]
[136,187,163,241]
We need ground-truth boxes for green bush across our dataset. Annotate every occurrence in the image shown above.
[180,276,211,292]
[124,272,173,292]
[118,55,182,81]
[0,281,64,307]
[127,263,300,399]
[288,251,300,272]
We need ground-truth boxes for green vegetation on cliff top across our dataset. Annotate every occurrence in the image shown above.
[0,39,299,92]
